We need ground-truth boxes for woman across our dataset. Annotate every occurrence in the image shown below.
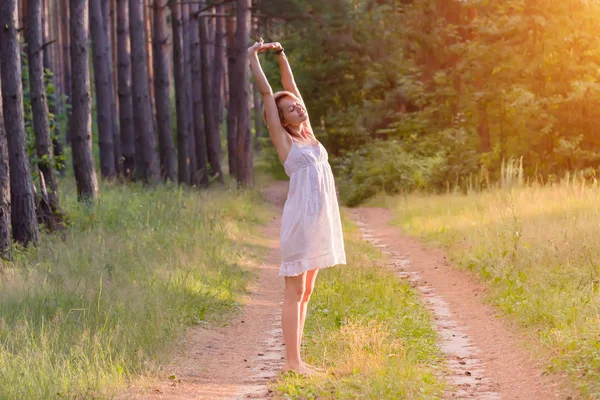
[248,38,346,374]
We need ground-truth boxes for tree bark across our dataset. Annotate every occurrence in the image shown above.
[152,0,176,182]
[42,0,65,174]
[212,3,226,134]
[170,2,189,185]
[61,0,71,143]
[69,0,99,201]
[0,0,40,244]
[0,80,12,257]
[199,4,223,183]
[102,0,122,176]
[116,0,135,179]
[28,0,63,226]
[90,0,117,179]
[226,11,237,177]
[129,0,160,183]
[182,4,197,185]
[235,0,252,187]
[190,3,209,186]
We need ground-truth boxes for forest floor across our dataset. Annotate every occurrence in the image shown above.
[118,181,576,399]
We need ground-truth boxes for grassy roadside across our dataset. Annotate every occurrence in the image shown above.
[0,179,269,399]
[380,183,600,397]
[274,209,446,399]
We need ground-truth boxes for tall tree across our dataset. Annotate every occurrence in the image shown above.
[90,0,117,179]
[152,0,176,182]
[129,0,160,183]
[199,6,224,183]
[0,0,40,244]
[226,10,237,177]
[170,2,189,185]
[212,3,226,134]
[70,0,99,201]
[102,0,122,176]
[182,4,197,185]
[235,0,252,187]
[116,0,136,179]
[60,0,71,142]
[190,3,208,186]
[42,0,65,174]
[27,0,63,224]
[0,80,11,257]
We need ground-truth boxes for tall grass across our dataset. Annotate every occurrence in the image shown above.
[274,211,445,399]
[0,179,269,399]
[387,179,600,397]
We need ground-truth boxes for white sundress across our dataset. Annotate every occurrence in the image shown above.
[279,140,347,277]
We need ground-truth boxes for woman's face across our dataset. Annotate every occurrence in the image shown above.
[278,96,308,126]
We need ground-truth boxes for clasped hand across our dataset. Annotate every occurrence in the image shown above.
[247,37,282,55]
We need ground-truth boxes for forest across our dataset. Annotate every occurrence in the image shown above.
[1,0,599,398]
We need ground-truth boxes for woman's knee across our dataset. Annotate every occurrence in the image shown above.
[302,286,314,303]
[284,276,306,302]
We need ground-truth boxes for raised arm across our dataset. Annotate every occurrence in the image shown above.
[248,39,292,162]
[272,42,313,132]
[277,48,303,103]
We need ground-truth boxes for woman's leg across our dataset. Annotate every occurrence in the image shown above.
[299,269,319,349]
[282,272,307,372]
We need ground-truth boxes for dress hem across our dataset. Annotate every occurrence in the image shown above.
[279,251,346,277]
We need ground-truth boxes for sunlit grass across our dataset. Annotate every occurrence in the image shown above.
[274,210,446,399]
[387,181,600,397]
[0,179,269,399]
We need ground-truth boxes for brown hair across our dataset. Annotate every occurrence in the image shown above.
[263,91,307,138]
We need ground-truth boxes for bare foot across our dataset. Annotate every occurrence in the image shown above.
[282,362,311,376]
[303,362,325,373]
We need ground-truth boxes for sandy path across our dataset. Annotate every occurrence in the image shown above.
[118,182,289,399]
[351,207,576,399]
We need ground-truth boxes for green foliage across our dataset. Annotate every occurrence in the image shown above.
[336,140,445,206]
[0,180,268,399]
[259,0,600,203]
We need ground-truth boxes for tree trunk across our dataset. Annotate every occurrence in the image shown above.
[152,0,176,182]
[90,0,117,179]
[144,0,155,123]
[42,0,65,174]
[226,11,237,177]
[0,80,12,257]
[102,0,122,176]
[182,4,197,185]
[27,0,64,228]
[116,0,135,179]
[61,0,71,143]
[69,0,99,201]
[199,6,223,183]
[212,3,226,134]
[0,0,40,244]
[129,0,160,183]
[190,4,209,186]
[170,2,189,185]
[235,0,252,187]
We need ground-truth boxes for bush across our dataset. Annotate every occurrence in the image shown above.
[335,140,445,206]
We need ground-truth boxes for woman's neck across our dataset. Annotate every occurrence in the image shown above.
[287,123,309,139]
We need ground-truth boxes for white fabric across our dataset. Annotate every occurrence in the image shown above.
[279,141,346,276]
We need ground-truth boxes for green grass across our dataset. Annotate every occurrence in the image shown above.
[382,182,600,397]
[0,179,270,399]
[274,210,446,399]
